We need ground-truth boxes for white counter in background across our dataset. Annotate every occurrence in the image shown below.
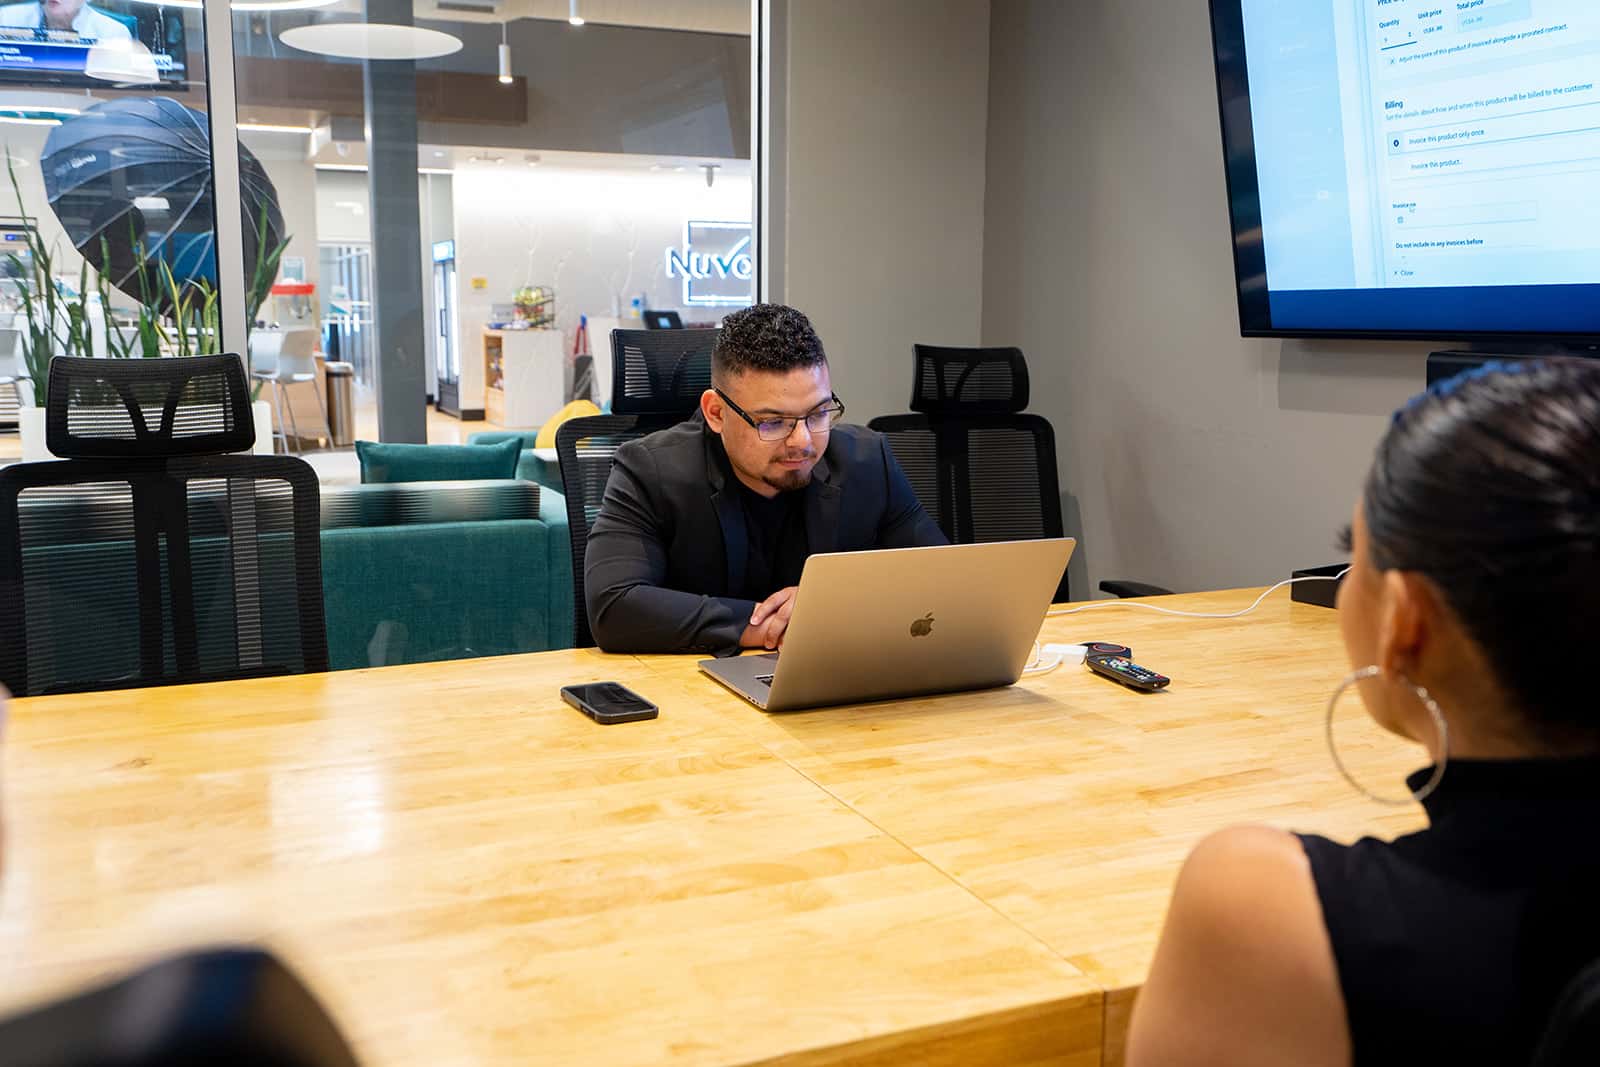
[583,315,623,409]
[483,327,564,428]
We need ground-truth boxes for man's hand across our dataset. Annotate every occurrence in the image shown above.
[740,586,799,649]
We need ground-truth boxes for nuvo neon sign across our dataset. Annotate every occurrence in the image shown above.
[665,220,753,306]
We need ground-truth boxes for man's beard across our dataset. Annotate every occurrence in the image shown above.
[756,448,816,492]
[763,466,814,492]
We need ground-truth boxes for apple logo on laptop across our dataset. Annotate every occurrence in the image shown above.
[909,613,934,638]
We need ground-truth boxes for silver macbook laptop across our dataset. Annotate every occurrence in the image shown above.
[698,538,1074,712]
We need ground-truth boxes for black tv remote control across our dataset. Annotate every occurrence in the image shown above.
[1085,653,1170,692]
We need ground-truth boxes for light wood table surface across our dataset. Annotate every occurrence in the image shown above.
[0,588,1427,1065]
[0,650,1097,1065]
[632,588,1428,1064]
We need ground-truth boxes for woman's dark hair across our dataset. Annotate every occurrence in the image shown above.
[1363,357,1600,747]
[712,303,827,383]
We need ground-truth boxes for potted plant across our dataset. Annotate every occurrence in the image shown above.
[5,153,289,459]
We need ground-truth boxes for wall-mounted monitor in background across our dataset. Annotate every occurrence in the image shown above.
[1207,0,1600,343]
[0,0,187,87]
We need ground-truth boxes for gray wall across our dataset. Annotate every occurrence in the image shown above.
[983,0,1431,597]
[779,0,991,420]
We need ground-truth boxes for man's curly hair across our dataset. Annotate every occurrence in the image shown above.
[712,303,827,383]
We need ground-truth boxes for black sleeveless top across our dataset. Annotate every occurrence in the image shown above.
[1298,758,1600,1065]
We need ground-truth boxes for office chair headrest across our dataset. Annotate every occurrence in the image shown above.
[608,328,717,416]
[46,354,255,459]
[910,345,1029,415]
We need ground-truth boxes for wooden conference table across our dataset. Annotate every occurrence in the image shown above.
[0,589,1426,1066]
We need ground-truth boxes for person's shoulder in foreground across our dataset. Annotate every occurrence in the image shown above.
[1127,357,1600,1067]
[584,301,944,655]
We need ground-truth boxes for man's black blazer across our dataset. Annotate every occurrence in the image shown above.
[584,414,947,654]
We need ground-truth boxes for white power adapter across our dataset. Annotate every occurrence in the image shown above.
[1042,642,1091,665]
[1022,642,1092,675]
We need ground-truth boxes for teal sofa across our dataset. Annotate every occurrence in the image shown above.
[319,479,573,669]
[466,430,564,491]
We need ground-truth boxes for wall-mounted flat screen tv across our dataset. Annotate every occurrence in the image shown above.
[1208,0,1600,342]
[0,1,187,87]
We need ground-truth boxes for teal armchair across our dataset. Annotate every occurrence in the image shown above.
[319,480,573,669]
[467,430,563,491]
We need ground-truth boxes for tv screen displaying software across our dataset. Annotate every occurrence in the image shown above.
[1209,0,1600,341]
[0,1,187,86]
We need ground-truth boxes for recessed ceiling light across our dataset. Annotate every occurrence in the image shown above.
[240,122,317,134]
[231,0,339,11]
[315,163,369,172]
[280,23,463,61]
[433,150,445,158]
[0,104,77,116]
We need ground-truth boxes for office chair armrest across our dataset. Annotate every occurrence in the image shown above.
[1098,579,1175,599]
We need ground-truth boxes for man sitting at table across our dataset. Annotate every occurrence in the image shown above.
[584,302,946,655]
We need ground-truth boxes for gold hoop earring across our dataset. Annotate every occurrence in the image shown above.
[1325,665,1449,806]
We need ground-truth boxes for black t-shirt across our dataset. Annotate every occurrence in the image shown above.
[736,482,809,602]
[1296,757,1600,1066]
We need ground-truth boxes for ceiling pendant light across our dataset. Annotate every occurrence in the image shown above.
[568,0,584,27]
[280,23,463,61]
[498,22,512,84]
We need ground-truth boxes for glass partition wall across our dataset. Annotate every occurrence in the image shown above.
[231,0,755,457]
[0,0,218,451]
[0,0,756,670]
[0,1,753,457]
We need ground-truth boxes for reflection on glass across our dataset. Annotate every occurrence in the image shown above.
[233,3,754,446]
[0,0,188,86]
[0,0,213,421]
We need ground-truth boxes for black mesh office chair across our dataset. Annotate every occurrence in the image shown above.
[555,328,718,648]
[0,947,361,1067]
[609,328,717,415]
[869,345,1172,604]
[0,355,328,697]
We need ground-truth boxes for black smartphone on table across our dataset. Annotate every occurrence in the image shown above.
[560,682,659,724]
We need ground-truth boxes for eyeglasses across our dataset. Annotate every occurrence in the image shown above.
[715,388,845,442]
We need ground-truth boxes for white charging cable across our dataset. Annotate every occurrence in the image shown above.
[1045,570,1350,621]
